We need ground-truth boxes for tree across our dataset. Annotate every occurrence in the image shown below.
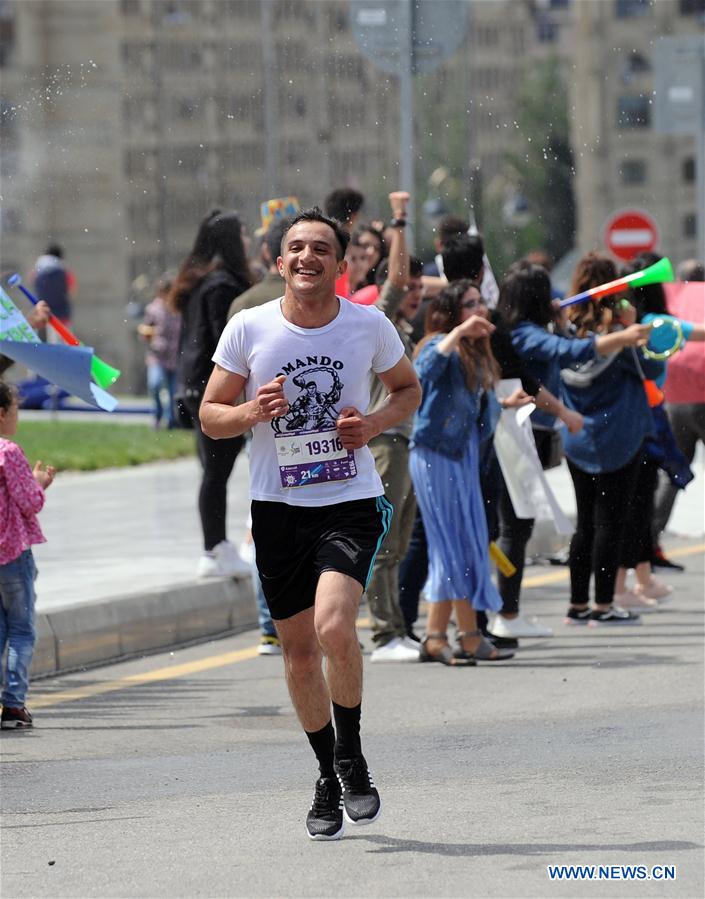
[485,55,576,277]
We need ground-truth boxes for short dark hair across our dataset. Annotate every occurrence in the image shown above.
[442,233,484,282]
[497,260,554,328]
[409,256,424,279]
[0,380,18,412]
[324,188,364,223]
[374,256,424,287]
[677,258,705,282]
[622,252,667,319]
[437,216,469,245]
[265,217,292,262]
[283,207,350,260]
[46,242,64,258]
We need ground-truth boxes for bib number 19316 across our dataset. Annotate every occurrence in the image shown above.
[275,428,357,488]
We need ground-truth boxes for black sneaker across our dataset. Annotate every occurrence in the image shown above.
[1,706,33,729]
[564,607,592,626]
[589,607,641,627]
[306,776,344,841]
[486,634,519,650]
[335,756,381,825]
[651,545,685,572]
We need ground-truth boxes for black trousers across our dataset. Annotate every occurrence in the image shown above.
[567,453,640,605]
[620,449,659,569]
[185,397,244,551]
[496,429,555,615]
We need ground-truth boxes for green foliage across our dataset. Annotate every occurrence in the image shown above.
[484,55,576,278]
[14,422,195,472]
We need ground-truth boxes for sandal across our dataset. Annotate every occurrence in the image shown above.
[420,633,476,667]
[454,630,515,662]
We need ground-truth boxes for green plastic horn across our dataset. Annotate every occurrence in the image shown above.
[90,356,121,388]
[561,257,675,307]
[630,256,674,288]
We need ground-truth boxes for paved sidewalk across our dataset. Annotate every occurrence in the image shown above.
[28,444,704,677]
[31,455,257,675]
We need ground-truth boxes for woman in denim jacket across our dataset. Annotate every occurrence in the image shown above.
[560,253,661,627]
[493,261,651,640]
[409,282,528,665]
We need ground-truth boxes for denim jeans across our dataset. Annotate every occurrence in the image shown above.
[0,550,38,708]
[147,363,177,428]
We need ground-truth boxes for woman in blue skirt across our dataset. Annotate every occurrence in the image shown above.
[409,281,528,665]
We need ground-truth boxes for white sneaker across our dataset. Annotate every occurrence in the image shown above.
[401,635,422,652]
[369,636,420,662]
[258,635,282,655]
[488,614,554,639]
[196,540,251,578]
[238,540,256,566]
[614,589,658,612]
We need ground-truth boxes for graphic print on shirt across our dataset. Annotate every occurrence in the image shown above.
[271,358,357,489]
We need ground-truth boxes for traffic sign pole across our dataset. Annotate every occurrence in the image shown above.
[399,0,415,251]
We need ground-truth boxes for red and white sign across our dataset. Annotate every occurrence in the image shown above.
[603,209,659,261]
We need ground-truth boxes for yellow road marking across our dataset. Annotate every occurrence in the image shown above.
[31,647,259,710]
[31,542,704,711]
[663,542,705,560]
[523,570,570,587]
[519,542,704,589]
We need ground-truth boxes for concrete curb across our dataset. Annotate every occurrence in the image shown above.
[32,576,257,677]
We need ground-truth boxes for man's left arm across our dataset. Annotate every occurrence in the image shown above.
[336,355,421,450]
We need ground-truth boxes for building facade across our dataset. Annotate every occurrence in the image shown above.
[1,0,701,391]
[571,0,703,262]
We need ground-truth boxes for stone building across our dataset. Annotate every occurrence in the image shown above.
[571,0,703,261]
[1,0,701,391]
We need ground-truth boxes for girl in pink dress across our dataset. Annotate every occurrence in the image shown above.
[0,382,55,728]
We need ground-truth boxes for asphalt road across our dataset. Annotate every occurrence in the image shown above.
[2,542,704,899]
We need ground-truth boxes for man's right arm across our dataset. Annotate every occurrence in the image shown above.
[200,366,289,439]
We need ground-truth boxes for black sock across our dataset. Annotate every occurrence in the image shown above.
[332,701,362,761]
[305,720,336,778]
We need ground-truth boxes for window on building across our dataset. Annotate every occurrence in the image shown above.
[475,25,500,46]
[536,15,558,42]
[620,159,647,184]
[0,207,21,234]
[627,51,651,74]
[683,213,697,238]
[0,0,16,68]
[120,0,140,14]
[615,0,651,16]
[683,157,695,183]
[175,98,204,121]
[679,0,705,15]
[617,95,651,128]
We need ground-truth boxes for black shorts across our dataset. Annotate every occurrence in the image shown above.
[251,496,393,621]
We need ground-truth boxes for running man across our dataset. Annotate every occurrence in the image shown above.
[200,207,421,840]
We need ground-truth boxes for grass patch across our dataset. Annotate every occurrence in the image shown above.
[14,422,195,471]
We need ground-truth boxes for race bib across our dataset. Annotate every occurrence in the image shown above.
[275,427,357,488]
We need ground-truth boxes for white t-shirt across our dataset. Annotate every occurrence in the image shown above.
[212,297,405,507]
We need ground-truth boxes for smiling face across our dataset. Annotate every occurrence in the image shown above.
[279,220,345,299]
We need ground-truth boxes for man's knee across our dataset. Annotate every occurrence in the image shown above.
[315,611,356,657]
[281,640,321,679]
